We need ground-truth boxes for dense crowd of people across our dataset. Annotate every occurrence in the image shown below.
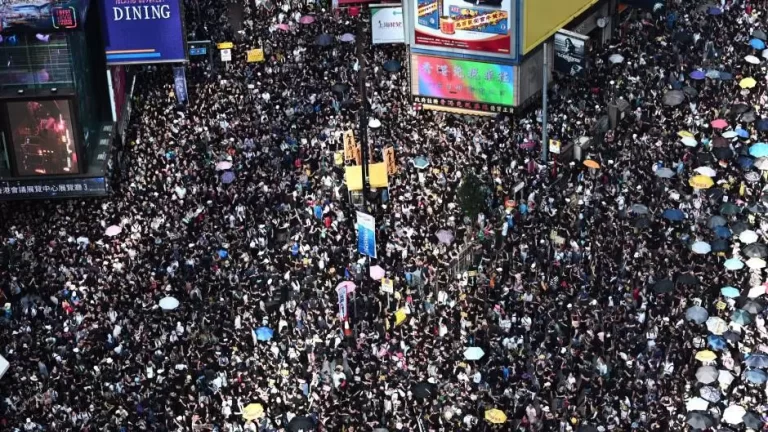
[4,0,768,430]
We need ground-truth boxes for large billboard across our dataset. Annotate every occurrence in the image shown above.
[522,0,598,54]
[411,0,516,58]
[0,0,89,34]
[6,99,79,176]
[553,30,588,78]
[372,5,405,44]
[101,0,187,65]
[410,54,514,113]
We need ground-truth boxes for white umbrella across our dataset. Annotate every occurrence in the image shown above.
[723,131,739,139]
[723,404,747,424]
[0,354,8,380]
[159,297,180,310]
[216,161,233,171]
[755,158,768,170]
[681,136,698,147]
[746,54,761,64]
[609,54,624,64]
[747,257,767,269]
[707,317,728,335]
[700,385,721,402]
[686,397,709,412]
[463,347,485,360]
[695,166,717,177]
[692,241,712,254]
[749,285,766,298]
[763,48,768,59]
[740,230,759,244]
[719,369,735,386]
[105,225,122,237]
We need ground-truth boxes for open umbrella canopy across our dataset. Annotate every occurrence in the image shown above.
[631,203,649,214]
[745,369,768,384]
[687,411,715,429]
[740,299,765,314]
[299,15,315,24]
[722,130,739,139]
[221,171,236,184]
[690,70,706,80]
[699,385,721,402]
[412,156,430,169]
[712,119,729,129]
[721,286,741,298]
[695,166,717,177]
[583,159,601,169]
[435,229,455,245]
[681,136,698,147]
[746,257,767,269]
[730,221,750,235]
[663,208,685,221]
[731,309,753,325]
[723,404,747,424]
[686,397,710,411]
[744,243,768,258]
[748,285,766,298]
[689,175,714,189]
[411,382,436,399]
[724,258,745,270]
[740,230,759,244]
[711,239,730,252]
[105,225,122,237]
[315,34,333,46]
[720,202,742,215]
[608,53,624,64]
[692,241,711,254]
[664,90,685,106]
[686,305,709,324]
[696,365,719,383]
[484,409,507,424]
[464,347,485,360]
[740,77,758,88]
[653,279,674,293]
[744,411,765,429]
[746,354,768,368]
[708,215,727,228]
[708,334,728,350]
[655,167,675,178]
[159,297,180,310]
[287,416,316,432]
[751,38,766,49]
[754,29,768,40]
[254,327,274,341]
[242,403,264,420]
[745,54,761,64]
[340,33,355,42]
[750,143,768,157]
[383,60,401,72]
[369,265,386,280]
[707,317,728,335]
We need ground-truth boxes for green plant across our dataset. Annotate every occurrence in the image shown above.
[457,172,487,221]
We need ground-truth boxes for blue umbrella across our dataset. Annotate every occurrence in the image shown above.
[686,305,709,323]
[315,33,333,46]
[745,354,768,368]
[758,119,768,131]
[719,72,734,81]
[708,7,722,15]
[714,226,732,239]
[383,60,402,72]
[721,286,741,297]
[711,239,729,252]
[738,155,755,169]
[751,143,768,157]
[751,38,767,50]
[254,327,274,341]
[221,171,236,184]
[218,249,228,259]
[690,70,706,80]
[736,128,750,138]
[412,156,430,169]
[745,369,768,384]
[662,208,685,221]
[731,309,753,325]
[724,258,745,270]
[707,334,727,351]
[340,33,355,42]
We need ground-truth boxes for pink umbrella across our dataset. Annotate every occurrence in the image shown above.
[336,281,356,293]
[299,15,315,24]
[711,119,729,129]
[215,161,233,171]
[276,23,290,31]
[370,265,386,280]
[105,225,122,237]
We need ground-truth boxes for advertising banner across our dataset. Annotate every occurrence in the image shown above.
[337,285,348,319]
[412,0,515,57]
[246,49,265,62]
[410,54,514,113]
[356,211,377,258]
[523,0,598,54]
[371,5,405,44]
[102,0,187,65]
[173,66,188,105]
[0,177,108,200]
[553,30,588,78]
[0,0,87,33]
[110,66,127,125]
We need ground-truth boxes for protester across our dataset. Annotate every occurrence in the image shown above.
[3,0,768,431]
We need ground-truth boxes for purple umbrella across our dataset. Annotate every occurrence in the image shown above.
[221,171,235,184]
[690,70,706,80]
[519,141,536,150]
[708,7,722,15]
[340,33,355,43]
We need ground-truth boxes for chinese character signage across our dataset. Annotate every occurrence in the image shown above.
[0,177,108,200]
[356,211,377,258]
[101,0,187,65]
[0,0,87,33]
[410,54,514,113]
[412,0,516,57]
[553,30,588,78]
[173,66,188,105]
[371,5,404,44]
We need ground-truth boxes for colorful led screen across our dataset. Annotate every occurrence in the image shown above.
[411,54,514,109]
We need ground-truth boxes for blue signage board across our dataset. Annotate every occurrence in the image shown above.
[189,47,207,56]
[0,0,89,34]
[356,211,377,258]
[101,0,187,65]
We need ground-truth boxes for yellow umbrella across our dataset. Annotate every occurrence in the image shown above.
[678,130,694,138]
[242,403,264,420]
[394,308,408,326]
[583,160,600,169]
[740,77,757,89]
[484,408,507,424]
[689,175,714,189]
[695,350,717,362]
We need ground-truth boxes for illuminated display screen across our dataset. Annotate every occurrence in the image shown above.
[0,1,86,33]
[7,99,79,176]
[410,54,514,112]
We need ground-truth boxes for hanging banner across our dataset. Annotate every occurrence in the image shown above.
[356,211,377,258]
[246,49,265,62]
[343,130,357,161]
[371,5,405,44]
[173,66,188,105]
[553,30,589,78]
[383,146,397,175]
[337,285,348,319]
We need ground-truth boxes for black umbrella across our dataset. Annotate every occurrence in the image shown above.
[412,382,436,399]
[654,279,674,293]
[742,111,757,123]
[713,147,734,160]
[740,298,766,314]
[332,83,350,94]
[723,330,741,343]
[744,243,768,258]
[673,31,693,43]
[748,203,768,214]
[287,416,316,432]
[683,86,699,98]
[712,136,729,148]
[686,411,715,430]
[663,90,685,106]
[383,60,402,72]
[633,217,651,229]
[711,239,729,252]
[677,273,700,286]
[730,221,750,235]
[744,411,764,430]
[315,34,333,46]
[697,152,715,164]
[753,29,767,40]
[732,103,751,114]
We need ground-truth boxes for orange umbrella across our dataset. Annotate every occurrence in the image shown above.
[583,160,600,169]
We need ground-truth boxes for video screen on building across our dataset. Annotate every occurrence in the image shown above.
[7,99,79,176]
[0,32,74,91]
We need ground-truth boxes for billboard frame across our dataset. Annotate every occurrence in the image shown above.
[404,0,522,63]
[101,0,189,66]
[371,3,405,45]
